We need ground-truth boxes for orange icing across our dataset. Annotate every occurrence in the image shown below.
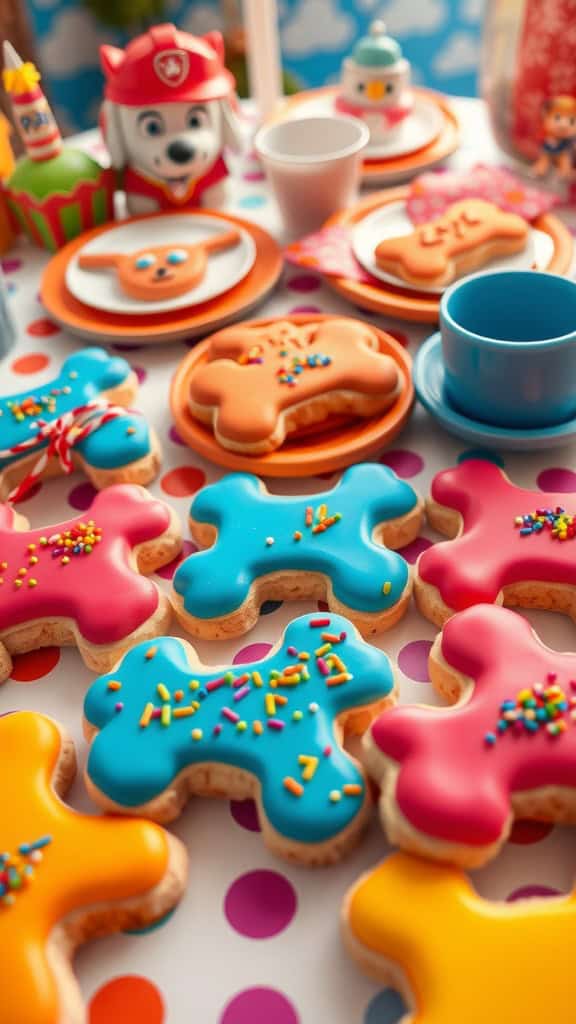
[0,712,170,1024]
[189,318,400,445]
[347,852,574,1022]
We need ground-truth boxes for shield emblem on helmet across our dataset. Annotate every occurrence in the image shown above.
[153,49,189,87]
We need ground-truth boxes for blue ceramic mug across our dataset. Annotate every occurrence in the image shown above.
[440,270,576,429]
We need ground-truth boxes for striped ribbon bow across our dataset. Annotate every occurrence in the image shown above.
[0,400,133,503]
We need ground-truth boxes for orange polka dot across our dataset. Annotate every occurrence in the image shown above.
[10,647,60,683]
[160,466,206,497]
[89,976,164,1024]
[26,318,60,337]
[509,819,554,845]
[11,353,50,374]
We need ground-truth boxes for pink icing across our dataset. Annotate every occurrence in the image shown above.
[0,485,170,645]
[419,460,576,610]
[371,604,576,845]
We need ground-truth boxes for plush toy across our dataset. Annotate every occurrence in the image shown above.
[100,23,243,214]
[335,20,412,146]
[1,42,115,252]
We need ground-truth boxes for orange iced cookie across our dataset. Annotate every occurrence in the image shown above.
[188,317,402,454]
[344,852,575,1024]
[374,199,529,288]
[0,711,186,1024]
[79,230,240,301]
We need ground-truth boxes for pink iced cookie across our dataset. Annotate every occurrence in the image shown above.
[416,459,576,625]
[0,484,181,681]
[366,604,576,867]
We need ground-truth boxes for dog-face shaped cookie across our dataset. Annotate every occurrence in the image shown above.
[78,228,240,300]
[0,712,186,1024]
[0,484,181,682]
[374,199,529,288]
[188,317,402,453]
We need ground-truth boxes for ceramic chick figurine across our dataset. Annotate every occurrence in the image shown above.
[335,20,412,146]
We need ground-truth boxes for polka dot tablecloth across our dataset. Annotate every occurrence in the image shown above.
[3,99,576,1024]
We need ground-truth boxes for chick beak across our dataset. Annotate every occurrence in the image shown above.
[366,80,385,101]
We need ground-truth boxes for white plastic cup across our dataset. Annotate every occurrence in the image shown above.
[255,115,369,236]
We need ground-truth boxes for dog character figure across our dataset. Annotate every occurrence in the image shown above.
[532,95,576,178]
[100,24,243,214]
[78,229,241,301]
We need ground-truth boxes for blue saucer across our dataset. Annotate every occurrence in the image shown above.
[413,333,576,451]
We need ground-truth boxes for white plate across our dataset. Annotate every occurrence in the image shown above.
[66,214,256,316]
[352,200,551,295]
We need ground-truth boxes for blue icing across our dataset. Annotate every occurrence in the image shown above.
[75,410,151,469]
[0,348,133,470]
[173,464,417,618]
[84,613,394,844]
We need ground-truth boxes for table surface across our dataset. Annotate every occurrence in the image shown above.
[3,97,576,1024]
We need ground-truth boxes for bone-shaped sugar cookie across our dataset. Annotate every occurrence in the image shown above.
[172,464,423,639]
[367,604,576,867]
[0,712,186,1024]
[79,230,240,301]
[84,612,396,864]
[344,851,575,1024]
[0,484,181,681]
[188,317,402,453]
[374,199,529,288]
[0,347,159,501]
[416,458,576,626]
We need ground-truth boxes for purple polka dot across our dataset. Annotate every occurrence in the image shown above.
[169,425,186,446]
[507,884,561,902]
[243,169,266,182]
[155,540,197,580]
[379,450,424,478]
[224,870,297,939]
[288,305,322,314]
[397,536,432,563]
[286,274,321,294]
[1,258,22,274]
[233,642,273,665]
[68,481,98,511]
[230,799,261,832]
[398,640,433,683]
[537,467,576,493]
[131,365,147,385]
[220,987,299,1024]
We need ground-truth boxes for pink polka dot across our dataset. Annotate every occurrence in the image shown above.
[243,169,266,182]
[131,365,147,385]
[286,274,321,293]
[233,642,273,665]
[26,318,60,337]
[509,820,554,845]
[288,305,322,314]
[379,450,424,478]
[507,884,561,902]
[230,799,261,832]
[68,481,98,511]
[155,540,198,580]
[224,870,297,938]
[398,640,432,682]
[397,537,432,563]
[1,257,22,273]
[160,466,206,497]
[537,467,576,492]
[220,988,299,1024]
[168,425,186,446]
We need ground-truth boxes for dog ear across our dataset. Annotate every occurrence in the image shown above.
[220,98,243,153]
[101,100,127,169]
[78,252,123,272]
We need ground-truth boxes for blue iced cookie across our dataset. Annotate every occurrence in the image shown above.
[0,347,158,499]
[172,463,423,639]
[84,612,396,863]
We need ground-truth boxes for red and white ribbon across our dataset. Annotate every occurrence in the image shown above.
[0,400,136,503]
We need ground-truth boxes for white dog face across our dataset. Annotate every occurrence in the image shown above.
[117,101,222,183]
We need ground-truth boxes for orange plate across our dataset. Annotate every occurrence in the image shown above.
[324,187,575,324]
[170,314,414,478]
[274,86,460,184]
[40,210,283,345]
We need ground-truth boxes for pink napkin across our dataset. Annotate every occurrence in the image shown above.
[284,225,376,284]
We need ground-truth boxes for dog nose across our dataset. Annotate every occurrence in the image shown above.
[154,267,168,278]
[166,139,195,164]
